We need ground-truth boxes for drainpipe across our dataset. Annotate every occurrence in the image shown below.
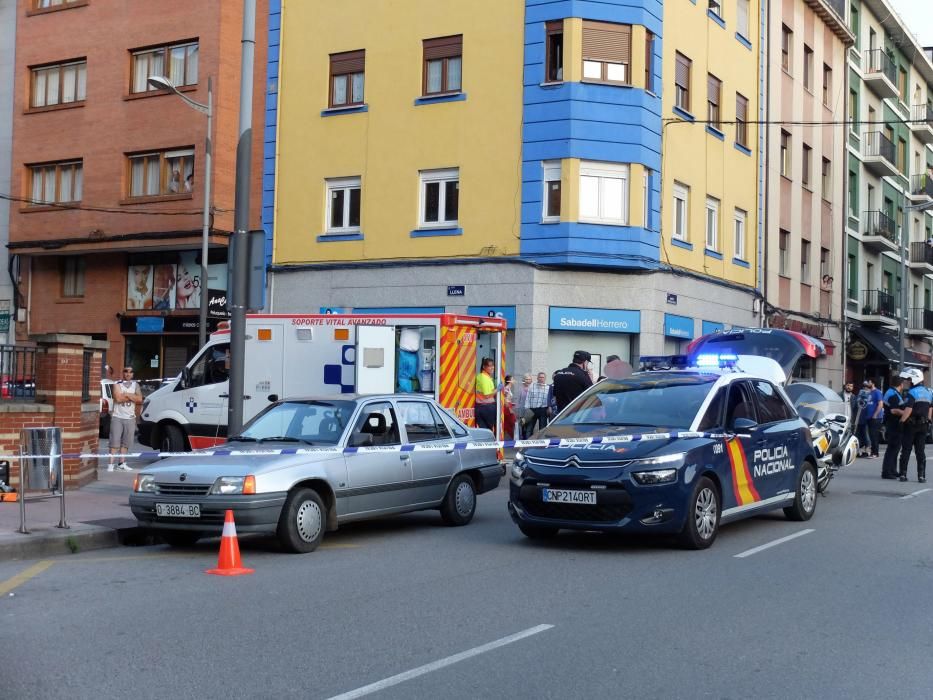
[761,0,771,328]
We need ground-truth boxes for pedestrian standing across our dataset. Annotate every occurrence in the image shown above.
[552,350,593,413]
[516,374,532,438]
[474,357,499,432]
[881,374,909,479]
[842,382,855,420]
[109,366,142,472]
[503,375,516,440]
[865,379,884,458]
[524,371,551,436]
[898,368,933,483]
[856,382,872,456]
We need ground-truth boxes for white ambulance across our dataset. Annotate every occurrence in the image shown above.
[138,313,508,451]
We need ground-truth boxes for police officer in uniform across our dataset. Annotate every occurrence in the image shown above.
[881,373,909,480]
[552,350,593,413]
[897,368,933,483]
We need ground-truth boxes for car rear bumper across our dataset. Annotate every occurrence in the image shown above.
[475,464,504,494]
[129,492,288,534]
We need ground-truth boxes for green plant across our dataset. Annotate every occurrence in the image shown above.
[66,536,79,554]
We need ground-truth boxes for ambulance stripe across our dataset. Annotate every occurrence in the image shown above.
[726,439,760,506]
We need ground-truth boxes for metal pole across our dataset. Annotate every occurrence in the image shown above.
[198,77,213,349]
[900,199,908,372]
[228,0,256,435]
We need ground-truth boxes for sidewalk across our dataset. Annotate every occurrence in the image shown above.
[0,438,155,561]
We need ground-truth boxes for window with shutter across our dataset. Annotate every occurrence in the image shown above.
[329,50,365,107]
[423,35,463,96]
[675,52,691,112]
[735,93,748,147]
[581,21,632,85]
[707,74,721,129]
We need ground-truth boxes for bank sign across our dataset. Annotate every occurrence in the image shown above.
[548,307,640,334]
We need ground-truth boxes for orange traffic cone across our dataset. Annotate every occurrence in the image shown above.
[205,510,254,576]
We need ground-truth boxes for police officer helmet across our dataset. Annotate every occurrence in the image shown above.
[901,367,925,387]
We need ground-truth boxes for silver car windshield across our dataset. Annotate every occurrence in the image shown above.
[238,400,356,444]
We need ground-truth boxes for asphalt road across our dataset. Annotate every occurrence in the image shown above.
[2,452,933,699]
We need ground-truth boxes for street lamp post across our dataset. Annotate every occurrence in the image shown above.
[148,75,213,349]
[898,199,933,371]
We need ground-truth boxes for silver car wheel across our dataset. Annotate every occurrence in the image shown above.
[801,469,817,513]
[454,480,475,517]
[695,487,717,540]
[296,499,323,544]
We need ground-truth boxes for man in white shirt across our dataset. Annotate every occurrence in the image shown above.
[109,367,142,472]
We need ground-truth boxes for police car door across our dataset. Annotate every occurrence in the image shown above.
[722,380,764,513]
[748,379,800,497]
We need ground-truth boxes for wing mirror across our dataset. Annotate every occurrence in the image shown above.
[348,433,374,448]
[177,367,191,390]
[731,417,758,431]
[267,394,279,403]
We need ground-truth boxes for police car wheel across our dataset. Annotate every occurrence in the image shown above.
[440,474,477,526]
[784,462,817,522]
[277,488,325,553]
[678,476,720,550]
[518,523,559,540]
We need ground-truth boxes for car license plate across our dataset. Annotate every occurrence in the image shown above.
[542,488,596,505]
[155,503,201,518]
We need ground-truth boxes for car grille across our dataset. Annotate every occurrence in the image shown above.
[155,483,212,496]
[522,500,632,523]
[526,455,633,469]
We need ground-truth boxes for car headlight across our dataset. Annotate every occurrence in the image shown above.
[135,474,157,493]
[510,451,525,481]
[630,452,685,485]
[631,468,679,485]
[210,475,256,495]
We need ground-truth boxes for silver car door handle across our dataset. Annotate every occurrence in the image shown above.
[445,447,455,454]
[400,454,410,461]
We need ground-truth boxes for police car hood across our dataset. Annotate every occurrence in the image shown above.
[526,424,709,463]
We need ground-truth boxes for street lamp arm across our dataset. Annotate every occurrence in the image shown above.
[171,90,210,116]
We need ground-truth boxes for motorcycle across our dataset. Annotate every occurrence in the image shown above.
[804,411,858,494]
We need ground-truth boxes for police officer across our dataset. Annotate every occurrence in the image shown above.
[881,373,909,480]
[552,350,593,413]
[897,368,933,483]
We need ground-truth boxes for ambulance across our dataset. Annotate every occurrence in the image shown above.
[138,313,508,451]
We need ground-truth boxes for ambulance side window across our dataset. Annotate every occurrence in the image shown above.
[697,388,725,431]
[752,380,793,424]
[725,382,756,427]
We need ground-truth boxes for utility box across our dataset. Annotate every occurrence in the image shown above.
[20,427,62,492]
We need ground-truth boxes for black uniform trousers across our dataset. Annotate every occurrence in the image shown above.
[881,422,902,478]
[898,421,927,479]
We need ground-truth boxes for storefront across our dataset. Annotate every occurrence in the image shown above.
[846,326,932,389]
[663,313,694,355]
[546,306,640,377]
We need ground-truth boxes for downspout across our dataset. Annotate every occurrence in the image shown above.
[760,0,770,328]
[840,41,850,384]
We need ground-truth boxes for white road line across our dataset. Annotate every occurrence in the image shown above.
[734,529,815,559]
[326,624,554,700]
[900,488,932,500]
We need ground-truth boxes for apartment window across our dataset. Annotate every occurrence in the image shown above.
[801,240,811,283]
[734,208,747,260]
[707,74,722,130]
[131,41,199,94]
[34,0,81,7]
[30,60,86,108]
[127,148,194,198]
[329,50,364,107]
[419,168,459,227]
[737,0,750,39]
[423,35,462,96]
[848,89,858,132]
[60,257,85,298]
[781,25,792,73]
[897,138,907,173]
[899,68,908,102]
[708,0,722,18]
[820,247,830,279]
[580,161,629,225]
[802,143,812,188]
[674,52,691,112]
[821,157,831,199]
[735,93,748,148]
[822,64,832,105]
[847,252,857,299]
[779,230,789,276]
[545,21,564,82]
[325,177,361,232]
[803,45,814,90]
[848,165,858,215]
[780,131,791,177]
[645,31,654,92]
[542,161,561,221]
[672,182,689,241]
[582,21,632,85]
[29,160,83,205]
[705,196,720,251]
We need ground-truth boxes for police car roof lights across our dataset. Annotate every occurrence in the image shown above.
[639,354,738,372]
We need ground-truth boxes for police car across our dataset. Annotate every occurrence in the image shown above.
[508,354,818,549]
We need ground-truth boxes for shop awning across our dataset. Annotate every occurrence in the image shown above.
[848,326,929,367]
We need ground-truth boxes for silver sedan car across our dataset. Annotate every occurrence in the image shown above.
[129,395,503,552]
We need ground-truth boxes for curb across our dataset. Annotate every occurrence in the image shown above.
[0,523,144,561]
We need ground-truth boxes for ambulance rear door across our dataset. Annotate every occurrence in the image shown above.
[356,325,396,394]
[243,319,286,424]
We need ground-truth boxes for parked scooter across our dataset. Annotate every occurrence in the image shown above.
[805,412,858,493]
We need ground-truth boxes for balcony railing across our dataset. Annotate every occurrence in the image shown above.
[911,173,933,198]
[0,345,37,402]
[911,103,933,127]
[910,241,933,266]
[862,131,896,163]
[863,210,898,243]
[861,289,896,317]
[910,308,933,332]
[863,49,897,85]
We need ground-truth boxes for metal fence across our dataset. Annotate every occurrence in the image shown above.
[0,345,37,401]
[861,289,895,317]
[861,131,896,164]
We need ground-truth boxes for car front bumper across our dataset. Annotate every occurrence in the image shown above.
[129,492,288,535]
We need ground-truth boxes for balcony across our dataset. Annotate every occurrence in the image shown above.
[909,173,933,203]
[861,210,899,252]
[910,104,933,145]
[861,131,899,179]
[859,289,897,326]
[909,241,933,273]
[862,49,899,100]
[907,308,933,337]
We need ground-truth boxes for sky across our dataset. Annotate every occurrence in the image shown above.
[887,0,933,51]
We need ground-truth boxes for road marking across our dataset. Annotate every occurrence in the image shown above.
[734,529,815,559]
[900,488,932,500]
[0,560,55,595]
[326,624,554,700]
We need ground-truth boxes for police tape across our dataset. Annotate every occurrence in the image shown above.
[0,431,742,461]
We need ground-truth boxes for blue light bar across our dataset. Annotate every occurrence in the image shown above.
[695,353,738,369]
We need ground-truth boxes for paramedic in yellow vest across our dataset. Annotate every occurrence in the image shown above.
[475,357,499,431]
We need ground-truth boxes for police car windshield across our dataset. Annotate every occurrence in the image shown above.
[555,374,717,430]
[239,400,356,445]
